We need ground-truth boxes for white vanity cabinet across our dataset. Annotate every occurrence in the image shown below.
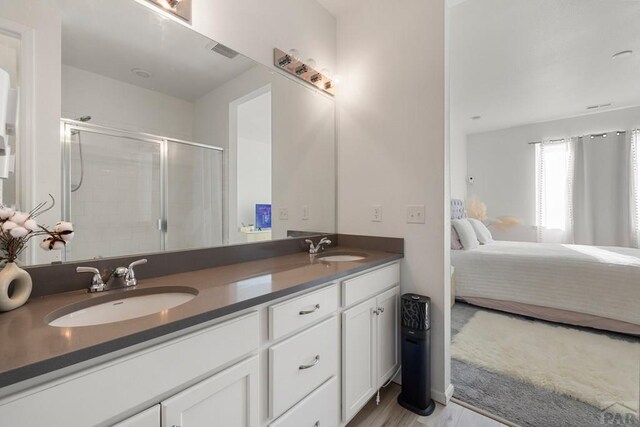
[113,406,161,427]
[341,264,400,422]
[0,312,260,427]
[161,356,260,427]
[0,260,401,427]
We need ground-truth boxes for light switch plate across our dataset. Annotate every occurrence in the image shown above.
[372,205,382,222]
[407,205,425,224]
[301,205,309,220]
[279,207,289,220]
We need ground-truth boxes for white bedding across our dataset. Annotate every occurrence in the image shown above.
[451,241,640,326]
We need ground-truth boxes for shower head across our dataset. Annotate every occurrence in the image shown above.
[76,116,91,122]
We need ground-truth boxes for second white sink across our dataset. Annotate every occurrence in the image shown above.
[48,288,197,327]
[317,253,367,262]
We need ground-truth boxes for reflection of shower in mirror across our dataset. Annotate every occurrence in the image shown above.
[70,115,91,192]
[0,67,18,180]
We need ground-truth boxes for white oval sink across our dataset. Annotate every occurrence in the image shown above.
[317,253,367,262]
[48,288,197,327]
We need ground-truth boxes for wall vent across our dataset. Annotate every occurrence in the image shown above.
[208,42,239,59]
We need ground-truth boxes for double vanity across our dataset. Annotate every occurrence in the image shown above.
[0,1,404,425]
[0,245,402,427]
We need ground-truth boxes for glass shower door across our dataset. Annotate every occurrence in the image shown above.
[63,124,163,262]
[165,141,223,251]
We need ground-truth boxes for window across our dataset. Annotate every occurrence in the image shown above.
[535,140,571,242]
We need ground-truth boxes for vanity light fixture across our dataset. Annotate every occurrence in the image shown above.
[288,49,301,61]
[274,48,335,96]
[295,64,309,75]
[278,54,293,67]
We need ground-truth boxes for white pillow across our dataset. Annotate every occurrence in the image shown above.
[452,219,479,250]
[468,218,493,244]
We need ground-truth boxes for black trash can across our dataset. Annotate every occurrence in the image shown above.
[397,293,436,416]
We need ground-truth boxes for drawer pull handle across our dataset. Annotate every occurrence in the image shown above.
[314,422,320,427]
[299,355,320,370]
[378,306,385,314]
[299,304,320,315]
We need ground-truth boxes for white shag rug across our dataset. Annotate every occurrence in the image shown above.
[451,310,640,415]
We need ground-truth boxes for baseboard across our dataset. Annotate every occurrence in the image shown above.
[432,383,455,405]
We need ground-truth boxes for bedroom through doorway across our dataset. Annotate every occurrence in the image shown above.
[447,1,640,426]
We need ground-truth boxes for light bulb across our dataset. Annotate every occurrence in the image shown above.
[320,68,332,78]
[305,58,317,69]
[288,49,301,61]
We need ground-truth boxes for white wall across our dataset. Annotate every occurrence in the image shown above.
[62,65,195,140]
[237,91,272,230]
[467,106,640,241]
[336,0,450,403]
[450,120,467,200]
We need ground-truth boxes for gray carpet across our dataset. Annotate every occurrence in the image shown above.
[451,303,640,427]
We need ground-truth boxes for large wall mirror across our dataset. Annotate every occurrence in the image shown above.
[0,0,336,266]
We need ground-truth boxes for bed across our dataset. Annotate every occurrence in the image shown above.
[450,201,640,335]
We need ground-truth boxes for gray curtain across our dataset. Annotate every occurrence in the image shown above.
[571,133,632,247]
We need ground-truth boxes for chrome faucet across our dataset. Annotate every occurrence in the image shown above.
[76,266,106,293]
[306,237,332,254]
[76,259,147,293]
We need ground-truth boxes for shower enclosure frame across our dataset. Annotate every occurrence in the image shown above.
[60,118,224,261]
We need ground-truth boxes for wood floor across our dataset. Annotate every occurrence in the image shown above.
[347,383,509,427]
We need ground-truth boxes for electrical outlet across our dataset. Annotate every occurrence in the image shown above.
[407,205,426,224]
[372,205,382,222]
[279,207,289,220]
[301,205,309,220]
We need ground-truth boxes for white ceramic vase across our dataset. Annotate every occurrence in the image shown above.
[0,262,32,312]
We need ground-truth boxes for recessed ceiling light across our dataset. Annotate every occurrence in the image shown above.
[131,68,152,79]
[471,115,481,120]
[611,50,633,60]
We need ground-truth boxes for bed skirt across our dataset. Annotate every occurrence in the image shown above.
[457,296,640,336]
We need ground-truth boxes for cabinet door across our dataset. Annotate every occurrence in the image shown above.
[162,356,259,427]
[112,405,160,427]
[341,297,377,421]
[376,286,400,387]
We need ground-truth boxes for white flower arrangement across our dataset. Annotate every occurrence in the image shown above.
[0,195,74,264]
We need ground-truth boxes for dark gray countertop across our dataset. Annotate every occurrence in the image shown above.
[0,247,402,389]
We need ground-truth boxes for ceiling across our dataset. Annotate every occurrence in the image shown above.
[56,0,257,101]
[450,0,640,134]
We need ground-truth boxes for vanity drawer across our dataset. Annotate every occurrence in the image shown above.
[269,316,338,419]
[270,376,339,427]
[342,263,400,307]
[269,283,338,340]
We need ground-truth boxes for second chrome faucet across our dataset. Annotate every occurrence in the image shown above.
[76,258,147,293]
[306,237,332,254]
